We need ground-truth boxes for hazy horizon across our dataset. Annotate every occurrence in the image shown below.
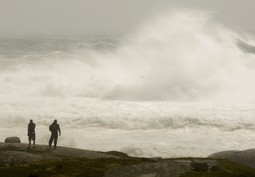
[0,0,255,36]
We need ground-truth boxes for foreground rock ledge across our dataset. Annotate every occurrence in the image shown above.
[0,142,118,167]
[1,143,255,177]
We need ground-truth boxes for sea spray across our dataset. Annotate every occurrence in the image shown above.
[0,10,255,157]
[1,10,255,102]
[98,10,255,101]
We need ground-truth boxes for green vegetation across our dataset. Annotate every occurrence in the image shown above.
[0,146,20,151]
[180,159,255,177]
[2,157,255,177]
[0,157,153,177]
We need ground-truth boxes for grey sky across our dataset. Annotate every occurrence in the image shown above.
[0,0,254,35]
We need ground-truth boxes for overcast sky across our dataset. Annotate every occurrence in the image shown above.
[0,0,254,35]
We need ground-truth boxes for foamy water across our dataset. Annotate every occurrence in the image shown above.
[1,10,255,157]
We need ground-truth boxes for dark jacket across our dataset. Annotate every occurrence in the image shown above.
[49,123,61,135]
[28,123,36,136]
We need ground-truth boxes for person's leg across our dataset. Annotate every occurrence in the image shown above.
[49,134,54,148]
[33,134,36,148]
[28,136,31,149]
[28,141,31,149]
[54,135,58,150]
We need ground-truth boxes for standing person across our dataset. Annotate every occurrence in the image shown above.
[49,119,61,150]
[27,119,36,149]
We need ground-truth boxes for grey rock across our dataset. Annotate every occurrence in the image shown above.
[0,151,43,167]
[191,161,208,172]
[208,148,255,169]
[104,151,129,158]
[210,165,224,172]
[4,137,21,143]
[104,159,218,177]
[0,142,121,159]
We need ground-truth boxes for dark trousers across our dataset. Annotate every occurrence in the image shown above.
[49,133,58,148]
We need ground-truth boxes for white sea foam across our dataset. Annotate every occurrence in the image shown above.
[0,10,255,157]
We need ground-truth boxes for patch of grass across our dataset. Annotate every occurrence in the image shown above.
[0,147,44,155]
[218,159,255,177]
[0,146,20,151]
[0,157,154,177]
[2,155,255,177]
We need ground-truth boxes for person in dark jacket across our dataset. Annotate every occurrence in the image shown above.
[49,119,61,150]
[27,119,36,149]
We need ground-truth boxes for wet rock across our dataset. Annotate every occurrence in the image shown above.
[190,160,208,172]
[210,165,224,172]
[105,151,129,158]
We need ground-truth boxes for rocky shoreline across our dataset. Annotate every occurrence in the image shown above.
[1,138,255,177]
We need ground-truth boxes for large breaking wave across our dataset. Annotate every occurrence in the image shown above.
[99,10,255,102]
[1,10,255,157]
[1,10,255,102]
[0,10,255,130]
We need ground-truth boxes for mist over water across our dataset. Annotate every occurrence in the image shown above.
[1,10,255,157]
[1,10,255,102]
[101,11,255,102]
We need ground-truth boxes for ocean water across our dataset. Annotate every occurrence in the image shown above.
[1,10,255,157]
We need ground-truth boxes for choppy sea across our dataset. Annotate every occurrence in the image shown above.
[1,11,255,157]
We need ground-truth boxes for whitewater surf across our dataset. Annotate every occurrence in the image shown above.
[0,10,255,157]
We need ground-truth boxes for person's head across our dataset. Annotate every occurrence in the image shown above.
[54,119,57,124]
[30,119,33,123]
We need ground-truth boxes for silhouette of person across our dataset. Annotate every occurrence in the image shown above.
[49,119,61,150]
[27,119,36,149]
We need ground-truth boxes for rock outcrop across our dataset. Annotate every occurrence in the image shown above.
[208,148,255,169]
[0,151,43,167]
[105,159,219,177]
[0,142,119,167]
[4,137,21,143]
[1,142,255,177]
